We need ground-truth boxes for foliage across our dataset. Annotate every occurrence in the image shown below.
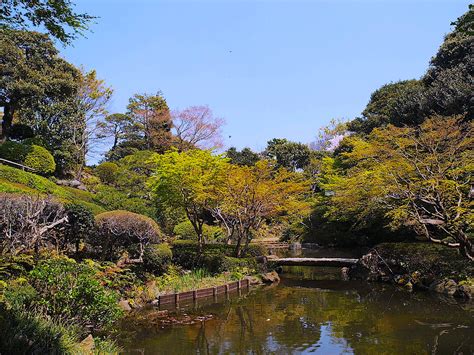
[212,160,311,256]
[225,147,260,166]
[94,210,162,261]
[324,116,473,259]
[0,141,32,164]
[0,0,96,44]
[94,184,155,217]
[64,203,95,253]
[26,257,122,329]
[172,105,225,150]
[264,138,311,171]
[24,145,56,175]
[149,149,228,249]
[143,243,173,275]
[95,162,119,185]
[9,123,34,140]
[173,220,224,243]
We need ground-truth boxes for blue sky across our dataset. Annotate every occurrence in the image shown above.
[62,0,470,155]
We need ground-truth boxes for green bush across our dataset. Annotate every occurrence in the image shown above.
[95,162,119,185]
[172,241,263,273]
[0,141,31,164]
[173,220,224,242]
[143,243,173,275]
[95,210,162,260]
[9,124,35,140]
[95,185,156,217]
[28,257,123,329]
[64,203,95,252]
[24,145,56,175]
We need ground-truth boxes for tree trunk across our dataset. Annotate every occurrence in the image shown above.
[1,103,14,140]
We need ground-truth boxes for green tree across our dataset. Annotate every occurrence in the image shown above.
[264,138,311,171]
[149,150,228,251]
[0,29,79,140]
[0,0,96,45]
[226,147,260,166]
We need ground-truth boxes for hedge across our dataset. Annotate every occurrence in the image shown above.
[24,145,56,175]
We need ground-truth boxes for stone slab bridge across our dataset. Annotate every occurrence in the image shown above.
[272,257,359,267]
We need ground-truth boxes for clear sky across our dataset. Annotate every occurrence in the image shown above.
[62,0,470,155]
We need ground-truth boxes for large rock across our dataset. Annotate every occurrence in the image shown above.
[118,299,132,311]
[260,271,280,284]
[244,275,262,285]
[429,279,458,296]
[454,284,474,299]
[79,334,95,353]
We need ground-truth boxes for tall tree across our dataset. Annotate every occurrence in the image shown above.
[172,105,225,151]
[324,116,473,259]
[127,92,173,153]
[0,29,79,140]
[149,150,228,251]
[264,138,312,171]
[0,0,95,45]
[226,147,260,166]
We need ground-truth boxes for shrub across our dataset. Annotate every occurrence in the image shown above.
[9,124,34,141]
[95,185,156,217]
[0,141,31,164]
[28,257,123,330]
[22,136,48,148]
[24,145,56,175]
[173,220,224,242]
[143,243,173,275]
[64,203,95,252]
[95,162,119,185]
[95,210,162,261]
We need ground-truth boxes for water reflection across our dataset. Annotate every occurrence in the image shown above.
[119,269,473,354]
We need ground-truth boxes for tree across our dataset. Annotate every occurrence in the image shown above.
[226,147,260,166]
[171,105,225,150]
[0,29,79,140]
[212,160,310,256]
[97,113,135,151]
[324,116,473,259]
[126,92,173,152]
[0,194,68,255]
[0,0,96,45]
[72,69,113,178]
[310,118,348,152]
[264,138,311,171]
[149,150,228,251]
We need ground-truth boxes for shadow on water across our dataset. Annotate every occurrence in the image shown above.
[118,265,474,355]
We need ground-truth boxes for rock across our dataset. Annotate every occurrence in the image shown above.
[150,299,159,306]
[256,256,267,264]
[244,275,262,285]
[429,279,458,296]
[341,267,350,281]
[454,284,474,299]
[260,271,280,284]
[79,334,95,353]
[118,299,132,311]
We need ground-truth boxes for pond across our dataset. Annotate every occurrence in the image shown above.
[118,262,473,354]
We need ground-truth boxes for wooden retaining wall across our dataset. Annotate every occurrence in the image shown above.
[156,278,251,306]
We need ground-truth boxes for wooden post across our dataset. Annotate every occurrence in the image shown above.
[225,284,230,294]
[213,287,217,299]
[175,293,180,304]
[193,290,197,300]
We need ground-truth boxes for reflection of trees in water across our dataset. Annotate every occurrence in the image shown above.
[119,283,474,354]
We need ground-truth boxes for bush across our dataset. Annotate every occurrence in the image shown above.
[64,203,95,252]
[143,243,173,275]
[173,220,224,242]
[22,136,48,148]
[95,162,119,185]
[95,210,162,260]
[95,185,156,217]
[0,141,31,164]
[9,124,34,141]
[24,145,56,175]
[27,257,123,330]
[172,241,263,273]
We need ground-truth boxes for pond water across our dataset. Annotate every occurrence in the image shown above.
[118,252,473,354]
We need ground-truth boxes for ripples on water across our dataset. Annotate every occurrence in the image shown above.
[118,251,473,354]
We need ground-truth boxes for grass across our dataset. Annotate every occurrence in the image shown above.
[155,267,243,294]
[0,165,106,214]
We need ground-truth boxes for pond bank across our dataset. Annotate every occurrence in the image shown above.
[348,242,474,299]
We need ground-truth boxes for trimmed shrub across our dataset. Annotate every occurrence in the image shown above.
[95,162,119,185]
[95,210,162,260]
[0,141,31,164]
[9,124,34,141]
[24,145,56,175]
[173,220,224,242]
[143,243,173,275]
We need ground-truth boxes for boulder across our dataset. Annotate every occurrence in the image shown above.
[454,284,474,299]
[429,279,458,296]
[244,275,262,285]
[79,334,95,353]
[260,271,280,284]
[118,299,132,311]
